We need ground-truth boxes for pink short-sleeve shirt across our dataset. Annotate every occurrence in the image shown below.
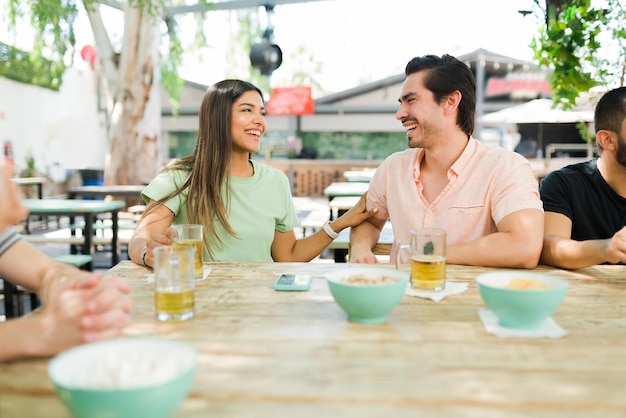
[367,138,543,251]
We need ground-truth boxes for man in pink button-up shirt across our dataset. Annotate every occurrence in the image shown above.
[350,54,544,268]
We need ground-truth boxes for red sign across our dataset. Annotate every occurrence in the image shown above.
[485,76,552,98]
[267,87,315,115]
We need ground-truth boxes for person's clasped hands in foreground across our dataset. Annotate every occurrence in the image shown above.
[0,159,132,362]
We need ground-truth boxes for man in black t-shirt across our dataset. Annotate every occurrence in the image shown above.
[539,87,626,269]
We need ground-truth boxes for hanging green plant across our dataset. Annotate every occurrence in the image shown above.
[0,42,65,90]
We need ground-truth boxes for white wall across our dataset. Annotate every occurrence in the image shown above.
[0,66,107,177]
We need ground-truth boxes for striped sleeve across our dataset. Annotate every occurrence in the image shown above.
[0,227,21,257]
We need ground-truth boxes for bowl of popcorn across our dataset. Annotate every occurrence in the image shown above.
[326,266,409,324]
[476,271,569,330]
[48,337,197,418]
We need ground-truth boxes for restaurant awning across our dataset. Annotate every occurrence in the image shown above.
[479,98,594,125]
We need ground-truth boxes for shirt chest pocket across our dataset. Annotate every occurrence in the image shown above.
[448,203,487,221]
[444,203,494,238]
[448,203,485,214]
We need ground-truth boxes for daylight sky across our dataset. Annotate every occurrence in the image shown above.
[1,0,547,94]
[175,0,545,93]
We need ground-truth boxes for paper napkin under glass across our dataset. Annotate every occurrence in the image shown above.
[478,308,567,339]
[404,281,469,302]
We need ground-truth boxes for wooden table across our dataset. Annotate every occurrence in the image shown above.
[323,182,369,219]
[324,181,370,201]
[329,195,360,220]
[21,199,126,269]
[67,184,145,200]
[323,181,369,199]
[11,176,46,199]
[3,262,626,417]
[343,169,376,183]
[12,177,48,232]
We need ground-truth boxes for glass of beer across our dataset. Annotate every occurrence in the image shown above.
[172,224,204,279]
[396,228,446,292]
[153,245,195,321]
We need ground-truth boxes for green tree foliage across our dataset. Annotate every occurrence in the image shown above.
[162,16,185,115]
[7,0,78,63]
[531,0,626,108]
[0,41,65,90]
[4,0,195,105]
[225,9,269,93]
[4,0,78,89]
[275,43,325,96]
[4,1,324,102]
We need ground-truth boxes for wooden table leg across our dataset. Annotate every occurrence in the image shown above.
[83,215,94,271]
[2,278,17,318]
[334,249,348,263]
[111,210,120,266]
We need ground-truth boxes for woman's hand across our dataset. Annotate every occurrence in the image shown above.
[334,192,378,231]
[142,227,176,267]
[129,201,176,268]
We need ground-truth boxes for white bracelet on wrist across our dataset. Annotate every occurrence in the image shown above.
[141,247,149,267]
[322,221,340,240]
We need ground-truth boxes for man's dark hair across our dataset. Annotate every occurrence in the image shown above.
[405,54,476,137]
[595,86,626,134]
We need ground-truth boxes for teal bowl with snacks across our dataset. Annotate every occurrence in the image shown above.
[476,271,569,330]
[48,337,197,418]
[326,266,409,324]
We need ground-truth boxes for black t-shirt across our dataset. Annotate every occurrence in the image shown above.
[539,159,626,240]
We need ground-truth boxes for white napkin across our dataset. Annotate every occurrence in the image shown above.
[197,267,212,281]
[145,267,212,283]
[404,281,469,302]
[478,308,567,339]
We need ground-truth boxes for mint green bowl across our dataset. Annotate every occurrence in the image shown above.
[48,337,197,418]
[326,266,409,324]
[476,271,569,330]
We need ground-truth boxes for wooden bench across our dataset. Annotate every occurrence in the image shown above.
[68,219,138,232]
[23,235,84,245]
[53,254,93,268]
[22,235,132,246]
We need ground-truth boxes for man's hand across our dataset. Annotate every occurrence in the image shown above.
[605,226,626,264]
[37,272,132,356]
[348,249,380,264]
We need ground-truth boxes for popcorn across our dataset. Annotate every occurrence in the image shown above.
[506,278,549,290]
[341,274,399,285]
[68,350,188,389]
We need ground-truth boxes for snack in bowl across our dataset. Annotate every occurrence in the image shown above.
[341,274,400,285]
[506,278,549,290]
[326,266,409,324]
[48,337,197,418]
[476,271,568,330]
